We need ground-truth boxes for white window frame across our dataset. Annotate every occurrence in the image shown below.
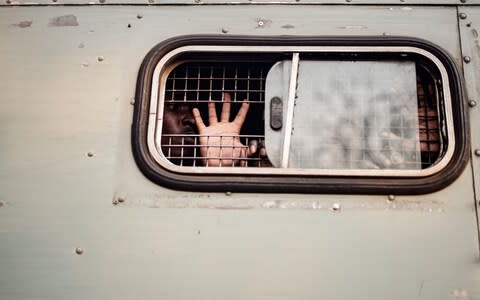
[147,45,455,177]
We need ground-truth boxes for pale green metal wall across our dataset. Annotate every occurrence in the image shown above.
[0,5,479,300]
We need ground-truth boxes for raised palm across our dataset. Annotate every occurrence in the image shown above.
[192,93,249,167]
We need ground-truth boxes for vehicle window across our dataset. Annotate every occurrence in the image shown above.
[133,37,467,193]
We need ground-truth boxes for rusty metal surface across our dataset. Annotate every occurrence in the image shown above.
[0,5,478,300]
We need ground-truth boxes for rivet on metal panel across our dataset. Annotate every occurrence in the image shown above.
[460,0,467,3]
[87,151,94,157]
[148,0,154,4]
[459,13,467,20]
[387,194,395,201]
[225,191,232,196]
[221,27,229,34]
[474,149,480,157]
[97,56,105,62]
[463,56,471,63]
[468,100,477,107]
[130,99,135,105]
[75,248,84,255]
[258,20,265,27]
[137,13,143,19]
[332,203,341,211]
[346,0,352,2]
[127,24,132,28]
[194,0,201,3]
[112,199,119,205]
[117,197,125,203]
[99,0,105,3]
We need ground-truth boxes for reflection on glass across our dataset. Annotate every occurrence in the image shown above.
[266,60,421,170]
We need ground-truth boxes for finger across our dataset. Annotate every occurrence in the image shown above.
[259,147,267,157]
[247,139,258,157]
[208,101,218,125]
[220,93,231,122]
[192,108,206,131]
[239,148,247,167]
[233,100,250,127]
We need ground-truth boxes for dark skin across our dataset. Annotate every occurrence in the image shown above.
[161,102,197,165]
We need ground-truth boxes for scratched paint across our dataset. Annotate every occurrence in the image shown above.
[117,192,446,212]
[48,15,79,27]
[10,20,32,28]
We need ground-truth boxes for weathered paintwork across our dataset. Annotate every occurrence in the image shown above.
[0,4,479,300]
[1,0,480,6]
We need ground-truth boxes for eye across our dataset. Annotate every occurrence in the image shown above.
[165,103,176,110]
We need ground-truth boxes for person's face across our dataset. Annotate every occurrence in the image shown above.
[161,102,197,163]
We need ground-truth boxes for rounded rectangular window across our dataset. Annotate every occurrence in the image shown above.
[133,36,468,193]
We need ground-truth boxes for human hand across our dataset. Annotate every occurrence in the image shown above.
[192,93,250,167]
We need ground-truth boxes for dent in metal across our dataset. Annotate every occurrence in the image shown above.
[48,15,79,27]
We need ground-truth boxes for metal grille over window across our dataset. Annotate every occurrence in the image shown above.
[155,48,450,176]
[160,62,273,167]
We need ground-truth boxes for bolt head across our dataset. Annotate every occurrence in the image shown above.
[459,13,467,19]
[468,100,477,107]
[221,27,229,33]
[97,56,105,62]
[258,21,264,26]
[75,248,84,255]
[225,191,232,196]
[463,56,471,63]
[137,13,143,19]
[387,194,395,201]
[474,149,480,157]
[87,151,94,157]
[332,203,341,211]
